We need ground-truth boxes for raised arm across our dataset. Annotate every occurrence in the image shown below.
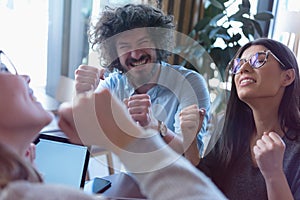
[75,65,106,94]
[58,89,227,200]
[179,104,205,165]
[253,132,294,200]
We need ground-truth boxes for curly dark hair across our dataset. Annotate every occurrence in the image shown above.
[88,4,175,72]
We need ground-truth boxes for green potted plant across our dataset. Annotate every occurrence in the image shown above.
[179,0,274,80]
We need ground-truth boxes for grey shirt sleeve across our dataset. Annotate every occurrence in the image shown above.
[0,181,103,200]
[118,130,227,200]
[133,157,228,200]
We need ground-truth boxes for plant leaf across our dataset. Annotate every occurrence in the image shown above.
[209,27,222,38]
[227,33,242,43]
[209,0,225,10]
[251,19,263,36]
[193,17,210,31]
[241,0,251,9]
[198,32,212,49]
[254,11,274,21]
[238,4,250,13]
[229,8,249,21]
[187,0,273,81]
[210,13,226,26]
[242,23,255,38]
[210,47,231,79]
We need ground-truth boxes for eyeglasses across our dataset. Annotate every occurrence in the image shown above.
[0,50,18,75]
[230,50,286,74]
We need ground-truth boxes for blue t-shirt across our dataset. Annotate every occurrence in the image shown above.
[95,62,211,152]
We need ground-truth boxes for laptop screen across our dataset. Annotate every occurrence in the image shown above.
[34,134,90,188]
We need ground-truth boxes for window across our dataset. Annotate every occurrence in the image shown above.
[46,0,92,97]
[271,0,300,63]
[0,0,48,87]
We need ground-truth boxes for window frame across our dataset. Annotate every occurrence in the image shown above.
[46,0,91,97]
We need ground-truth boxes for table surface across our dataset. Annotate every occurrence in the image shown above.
[92,173,147,199]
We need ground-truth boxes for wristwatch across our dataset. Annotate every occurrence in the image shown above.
[158,120,167,137]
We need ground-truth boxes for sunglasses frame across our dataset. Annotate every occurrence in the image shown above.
[0,50,18,75]
[230,50,286,74]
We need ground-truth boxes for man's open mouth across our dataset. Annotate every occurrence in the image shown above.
[127,55,150,67]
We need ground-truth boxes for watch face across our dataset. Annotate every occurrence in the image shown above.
[160,121,167,137]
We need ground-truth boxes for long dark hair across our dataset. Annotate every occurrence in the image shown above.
[216,38,300,172]
[88,4,175,72]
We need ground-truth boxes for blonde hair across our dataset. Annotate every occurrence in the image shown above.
[0,142,42,188]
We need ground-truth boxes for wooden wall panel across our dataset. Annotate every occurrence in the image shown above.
[161,0,204,35]
[158,0,204,64]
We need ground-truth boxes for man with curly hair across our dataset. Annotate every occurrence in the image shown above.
[75,4,210,159]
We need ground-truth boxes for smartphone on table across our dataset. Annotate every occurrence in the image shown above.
[84,177,112,194]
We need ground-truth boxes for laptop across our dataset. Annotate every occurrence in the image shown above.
[34,133,90,188]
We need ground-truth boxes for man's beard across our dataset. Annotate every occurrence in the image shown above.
[125,62,160,89]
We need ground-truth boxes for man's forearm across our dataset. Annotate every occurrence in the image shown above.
[117,130,227,200]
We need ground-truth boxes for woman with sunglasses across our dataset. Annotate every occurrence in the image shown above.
[180,38,300,200]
